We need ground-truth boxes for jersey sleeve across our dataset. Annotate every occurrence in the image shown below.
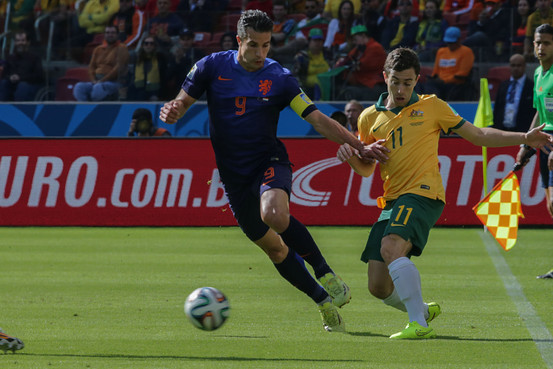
[283,73,318,118]
[434,98,465,134]
[181,55,211,100]
[357,107,376,144]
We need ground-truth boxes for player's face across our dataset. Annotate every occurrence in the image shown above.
[237,28,272,72]
[383,68,419,108]
[534,32,553,66]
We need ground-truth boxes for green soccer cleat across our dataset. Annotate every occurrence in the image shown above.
[318,302,346,332]
[390,321,436,339]
[537,269,553,279]
[0,329,24,354]
[426,302,441,324]
[318,273,351,308]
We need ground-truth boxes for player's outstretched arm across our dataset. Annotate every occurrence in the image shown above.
[337,143,377,177]
[455,121,553,151]
[305,110,389,162]
[159,89,197,124]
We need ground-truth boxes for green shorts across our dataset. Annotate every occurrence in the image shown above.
[360,193,445,263]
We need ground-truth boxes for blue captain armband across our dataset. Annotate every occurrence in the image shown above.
[290,91,317,118]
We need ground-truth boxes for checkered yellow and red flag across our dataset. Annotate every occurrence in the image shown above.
[472,172,524,251]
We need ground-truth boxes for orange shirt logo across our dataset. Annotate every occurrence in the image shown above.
[259,80,272,95]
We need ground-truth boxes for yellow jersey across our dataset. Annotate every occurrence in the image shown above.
[358,92,464,203]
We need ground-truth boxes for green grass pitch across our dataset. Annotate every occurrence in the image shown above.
[1,226,552,368]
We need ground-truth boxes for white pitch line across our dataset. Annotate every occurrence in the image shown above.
[480,231,553,369]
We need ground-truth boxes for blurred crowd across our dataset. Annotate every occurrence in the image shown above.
[0,0,546,101]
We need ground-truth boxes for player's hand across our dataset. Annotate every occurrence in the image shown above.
[159,99,184,124]
[549,150,553,171]
[526,123,553,153]
[358,139,389,163]
[337,143,357,162]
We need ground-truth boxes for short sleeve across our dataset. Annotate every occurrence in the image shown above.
[181,55,211,100]
[434,98,465,134]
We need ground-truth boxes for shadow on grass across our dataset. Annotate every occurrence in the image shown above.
[348,331,552,342]
[16,353,363,362]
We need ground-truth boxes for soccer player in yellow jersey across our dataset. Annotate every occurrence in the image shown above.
[337,47,553,339]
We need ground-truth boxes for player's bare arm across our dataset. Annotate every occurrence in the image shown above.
[337,143,377,177]
[454,121,553,151]
[305,110,389,162]
[517,112,540,166]
[159,89,197,124]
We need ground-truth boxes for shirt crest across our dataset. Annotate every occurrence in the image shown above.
[259,80,272,95]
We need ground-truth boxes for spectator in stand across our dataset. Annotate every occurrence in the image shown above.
[73,25,130,101]
[334,24,387,100]
[9,0,35,41]
[383,0,420,19]
[135,0,157,21]
[293,28,330,100]
[77,0,120,44]
[289,0,307,14]
[245,0,274,18]
[35,0,76,59]
[111,0,146,50]
[492,53,536,131]
[128,108,171,136]
[443,0,474,16]
[324,0,357,56]
[127,35,169,100]
[415,0,447,62]
[272,0,296,47]
[344,99,363,134]
[0,32,44,101]
[330,110,348,127]
[424,26,475,100]
[354,0,385,43]
[323,0,361,19]
[271,0,327,64]
[167,27,205,96]
[524,0,553,60]
[220,32,239,50]
[418,0,444,16]
[180,0,215,33]
[512,0,533,55]
[463,0,510,62]
[380,0,419,51]
[148,0,185,52]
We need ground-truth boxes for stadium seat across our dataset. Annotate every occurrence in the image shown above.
[443,12,457,27]
[418,65,434,84]
[81,33,104,64]
[486,66,511,101]
[193,32,212,49]
[226,0,242,11]
[216,13,241,32]
[64,67,90,81]
[55,77,80,101]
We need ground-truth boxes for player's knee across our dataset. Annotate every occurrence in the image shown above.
[261,210,289,233]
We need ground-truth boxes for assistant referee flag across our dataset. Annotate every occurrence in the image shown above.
[472,172,524,251]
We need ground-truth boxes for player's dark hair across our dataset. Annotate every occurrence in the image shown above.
[535,23,553,37]
[237,10,273,39]
[383,47,420,76]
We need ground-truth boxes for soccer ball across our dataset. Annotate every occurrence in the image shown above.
[184,287,230,331]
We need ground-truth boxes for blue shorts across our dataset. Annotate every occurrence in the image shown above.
[224,162,292,241]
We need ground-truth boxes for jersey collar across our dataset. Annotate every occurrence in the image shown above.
[375,91,420,113]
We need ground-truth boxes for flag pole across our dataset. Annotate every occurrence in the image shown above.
[473,78,494,231]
